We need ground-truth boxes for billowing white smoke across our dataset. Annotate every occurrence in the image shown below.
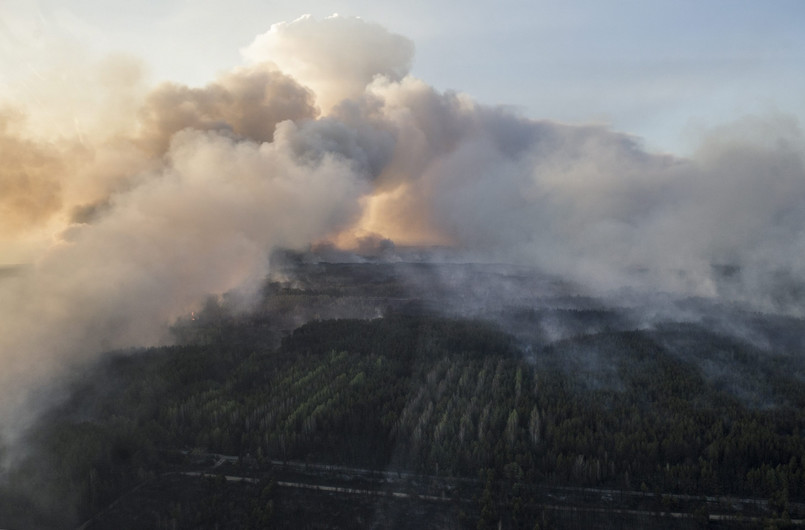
[0,15,402,441]
[0,14,804,447]
[355,76,805,307]
[242,14,414,113]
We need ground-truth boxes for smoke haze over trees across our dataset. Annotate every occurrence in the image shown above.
[0,13,804,472]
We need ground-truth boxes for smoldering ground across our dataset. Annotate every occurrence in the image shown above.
[1,14,805,456]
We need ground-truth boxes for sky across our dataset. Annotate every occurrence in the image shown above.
[2,0,804,154]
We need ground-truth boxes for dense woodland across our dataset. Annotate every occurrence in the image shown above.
[1,257,805,529]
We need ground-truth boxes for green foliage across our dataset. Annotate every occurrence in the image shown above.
[6,313,805,527]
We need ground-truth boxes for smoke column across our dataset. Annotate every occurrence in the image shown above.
[1,14,804,450]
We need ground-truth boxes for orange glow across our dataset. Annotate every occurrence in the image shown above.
[332,187,453,250]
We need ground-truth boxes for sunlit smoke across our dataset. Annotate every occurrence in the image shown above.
[1,14,805,452]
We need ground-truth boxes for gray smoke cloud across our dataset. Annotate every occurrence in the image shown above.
[0,14,804,452]
[355,78,805,308]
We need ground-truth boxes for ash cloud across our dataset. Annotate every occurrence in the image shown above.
[1,13,804,451]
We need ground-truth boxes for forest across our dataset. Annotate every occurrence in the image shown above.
[1,251,804,529]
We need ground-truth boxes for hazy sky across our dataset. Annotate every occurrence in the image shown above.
[2,0,803,154]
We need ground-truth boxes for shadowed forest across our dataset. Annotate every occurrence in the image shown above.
[1,249,804,529]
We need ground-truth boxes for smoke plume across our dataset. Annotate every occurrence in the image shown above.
[1,14,804,449]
